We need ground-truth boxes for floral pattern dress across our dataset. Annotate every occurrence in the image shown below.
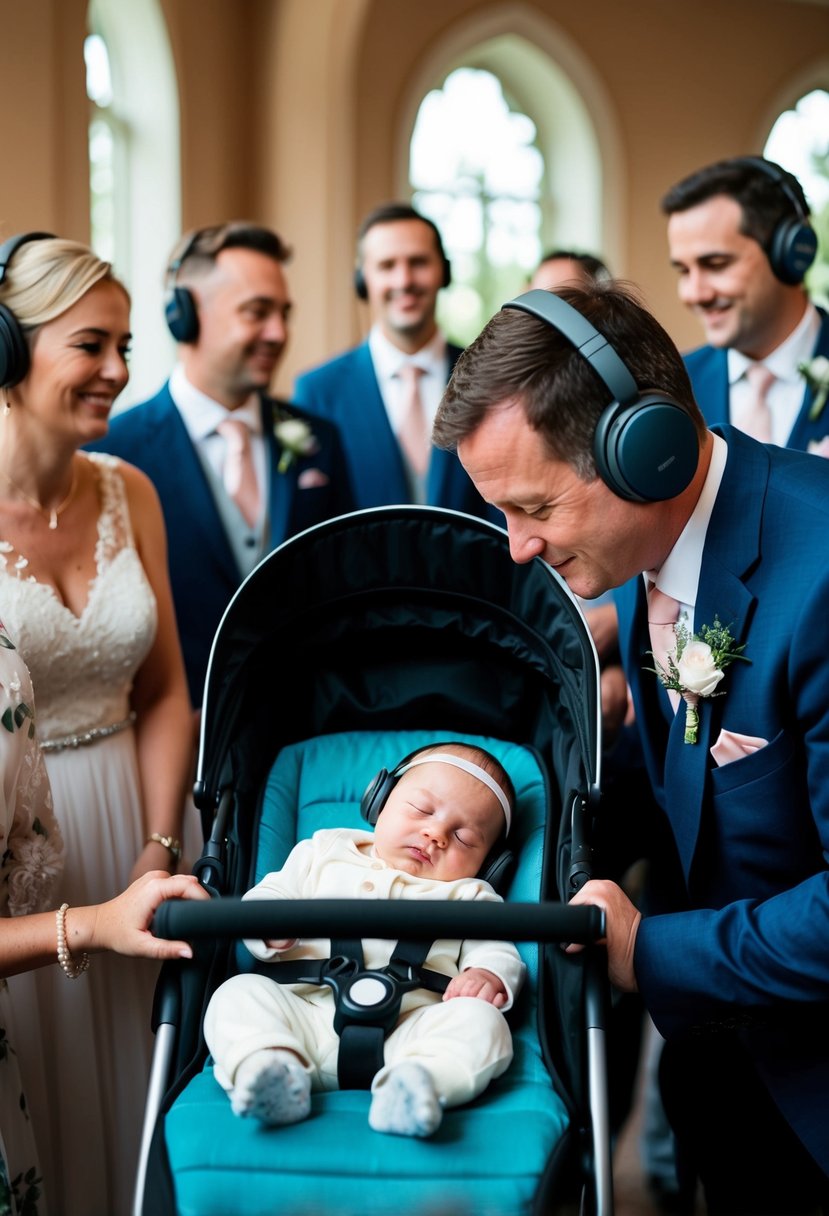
[0,624,63,1216]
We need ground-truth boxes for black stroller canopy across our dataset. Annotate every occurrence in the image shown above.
[196,507,601,826]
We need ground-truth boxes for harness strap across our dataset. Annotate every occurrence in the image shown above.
[337,1025,386,1089]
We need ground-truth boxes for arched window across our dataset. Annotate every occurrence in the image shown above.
[85,0,181,408]
[410,67,544,344]
[764,88,829,306]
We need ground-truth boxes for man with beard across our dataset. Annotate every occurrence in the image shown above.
[293,202,499,521]
[91,222,353,709]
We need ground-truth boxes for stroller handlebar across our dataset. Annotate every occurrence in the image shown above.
[152,896,605,944]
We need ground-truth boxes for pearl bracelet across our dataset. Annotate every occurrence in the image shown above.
[56,903,90,979]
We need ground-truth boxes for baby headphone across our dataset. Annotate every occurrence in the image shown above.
[164,229,203,343]
[0,231,56,388]
[360,746,515,889]
[737,157,818,286]
[502,289,699,503]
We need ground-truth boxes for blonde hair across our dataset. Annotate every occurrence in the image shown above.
[0,237,128,330]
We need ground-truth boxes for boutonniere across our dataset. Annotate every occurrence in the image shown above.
[646,617,749,744]
[273,411,319,474]
[799,355,829,422]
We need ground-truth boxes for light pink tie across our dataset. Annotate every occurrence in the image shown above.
[647,583,681,712]
[217,417,260,528]
[397,364,430,478]
[738,364,775,442]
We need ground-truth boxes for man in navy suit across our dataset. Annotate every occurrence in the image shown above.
[662,156,828,453]
[293,202,499,523]
[433,282,829,1213]
[92,222,353,709]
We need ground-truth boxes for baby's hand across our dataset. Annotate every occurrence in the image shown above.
[264,938,298,951]
[443,967,507,1008]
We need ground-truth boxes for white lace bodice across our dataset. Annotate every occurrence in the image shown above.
[0,453,157,744]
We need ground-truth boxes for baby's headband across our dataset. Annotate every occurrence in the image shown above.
[397,753,512,835]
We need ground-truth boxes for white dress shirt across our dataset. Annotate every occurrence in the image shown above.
[727,303,820,447]
[644,431,728,629]
[368,326,449,438]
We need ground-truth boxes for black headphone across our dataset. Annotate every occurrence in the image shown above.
[164,229,203,343]
[502,290,698,503]
[737,156,818,285]
[353,211,452,301]
[0,232,56,389]
[360,745,515,891]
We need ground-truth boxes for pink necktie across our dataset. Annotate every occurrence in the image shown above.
[647,582,681,712]
[397,364,430,478]
[738,364,775,442]
[217,417,260,528]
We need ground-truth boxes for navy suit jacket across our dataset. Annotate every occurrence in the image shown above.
[616,426,829,1172]
[90,383,354,707]
[686,307,829,450]
[293,341,502,525]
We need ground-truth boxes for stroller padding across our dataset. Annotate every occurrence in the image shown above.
[165,729,571,1216]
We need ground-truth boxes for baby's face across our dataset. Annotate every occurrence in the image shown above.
[372,759,504,882]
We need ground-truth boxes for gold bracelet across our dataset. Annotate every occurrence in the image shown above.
[56,903,90,979]
[146,832,182,863]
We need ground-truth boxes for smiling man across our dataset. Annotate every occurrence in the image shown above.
[293,202,499,521]
[662,156,829,454]
[91,222,353,707]
[434,281,829,1214]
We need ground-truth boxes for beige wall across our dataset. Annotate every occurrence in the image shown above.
[1,0,827,395]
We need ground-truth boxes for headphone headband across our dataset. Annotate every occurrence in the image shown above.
[736,156,809,220]
[0,232,56,287]
[503,289,640,406]
[396,752,512,835]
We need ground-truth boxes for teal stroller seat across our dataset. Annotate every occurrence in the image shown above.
[141,507,612,1216]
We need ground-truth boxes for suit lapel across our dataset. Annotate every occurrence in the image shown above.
[351,345,410,503]
[692,349,730,426]
[147,391,239,585]
[787,309,829,450]
[663,427,763,880]
[260,396,294,545]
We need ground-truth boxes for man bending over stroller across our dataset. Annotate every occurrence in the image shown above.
[204,741,525,1138]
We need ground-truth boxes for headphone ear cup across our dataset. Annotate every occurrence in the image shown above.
[594,396,699,503]
[0,302,30,389]
[164,286,199,343]
[442,256,452,290]
[360,768,395,826]
[767,215,818,286]
[478,846,515,893]
[353,267,368,302]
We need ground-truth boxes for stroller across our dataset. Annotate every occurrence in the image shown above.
[140,506,613,1216]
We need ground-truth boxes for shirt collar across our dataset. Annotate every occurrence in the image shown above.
[169,364,262,440]
[368,325,447,382]
[644,432,728,609]
[727,302,820,387]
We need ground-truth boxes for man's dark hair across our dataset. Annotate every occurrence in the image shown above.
[535,248,610,282]
[434,282,706,479]
[660,157,811,251]
[356,201,448,265]
[167,221,292,285]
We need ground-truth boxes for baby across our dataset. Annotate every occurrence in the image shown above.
[204,741,526,1138]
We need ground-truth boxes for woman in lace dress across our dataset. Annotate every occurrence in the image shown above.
[0,235,195,1216]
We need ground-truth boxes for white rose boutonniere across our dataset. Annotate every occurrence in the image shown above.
[646,617,749,744]
[274,413,319,474]
[799,355,829,422]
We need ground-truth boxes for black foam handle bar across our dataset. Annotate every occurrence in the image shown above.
[153,897,605,944]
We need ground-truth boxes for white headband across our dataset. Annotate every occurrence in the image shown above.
[397,753,512,835]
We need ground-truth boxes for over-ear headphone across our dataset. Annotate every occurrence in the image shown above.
[353,209,452,301]
[0,232,56,389]
[737,156,818,286]
[360,746,515,890]
[502,290,699,503]
[164,229,203,343]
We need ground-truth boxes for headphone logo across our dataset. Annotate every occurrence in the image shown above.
[502,290,699,503]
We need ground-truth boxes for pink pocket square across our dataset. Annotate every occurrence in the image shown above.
[297,468,330,490]
[710,728,768,767]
